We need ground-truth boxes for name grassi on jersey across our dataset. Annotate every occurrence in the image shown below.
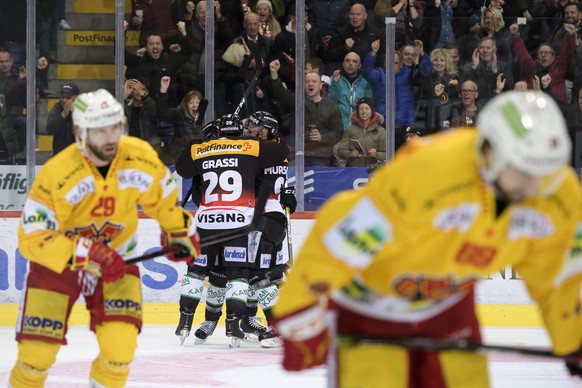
[196,143,247,156]
[202,158,238,169]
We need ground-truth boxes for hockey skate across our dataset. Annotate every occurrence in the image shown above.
[226,315,245,348]
[175,308,194,346]
[240,315,267,341]
[194,320,217,344]
[259,327,283,348]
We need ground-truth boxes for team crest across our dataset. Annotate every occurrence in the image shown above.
[65,221,124,245]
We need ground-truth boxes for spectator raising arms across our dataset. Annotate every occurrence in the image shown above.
[156,75,205,163]
[129,0,178,46]
[269,59,343,167]
[510,21,576,103]
[461,37,513,103]
[361,39,387,119]
[255,0,282,44]
[269,4,326,91]
[327,52,374,130]
[325,3,382,74]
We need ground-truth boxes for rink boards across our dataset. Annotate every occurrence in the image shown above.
[0,214,542,327]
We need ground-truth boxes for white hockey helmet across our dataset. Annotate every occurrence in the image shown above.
[476,91,571,194]
[72,89,126,150]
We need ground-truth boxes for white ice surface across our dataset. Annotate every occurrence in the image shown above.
[1,326,581,387]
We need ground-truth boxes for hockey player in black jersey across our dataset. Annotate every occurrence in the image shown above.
[173,120,227,345]
[242,111,297,347]
[174,114,288,347]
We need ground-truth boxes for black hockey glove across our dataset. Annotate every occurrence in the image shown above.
[566,354,582,378]
[280,186,297,214]
[266,264,289,282]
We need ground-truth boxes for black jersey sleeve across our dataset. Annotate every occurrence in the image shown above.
[175,139,202,178]
[258,140,289,169]
[190,175,202,206]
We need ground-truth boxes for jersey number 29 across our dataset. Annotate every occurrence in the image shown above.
[202,170,243,203]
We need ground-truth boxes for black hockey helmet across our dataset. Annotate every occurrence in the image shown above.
[202,120,220,140]
[248,111,279,139]
[218,114,243,137]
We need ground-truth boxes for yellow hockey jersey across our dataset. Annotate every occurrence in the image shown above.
[275,129,582,355]
[19,136,187,274]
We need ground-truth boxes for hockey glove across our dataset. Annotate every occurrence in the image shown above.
[274,303,329,371]
[161,227,200,266]
[70,237,126,283]
[265,264,289,282]
[280,186,297,214]
[566,352,582,377]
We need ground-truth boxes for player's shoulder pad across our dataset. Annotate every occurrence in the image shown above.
[259,138,289,162]
[39,145,88,193]
[120,136,165,171]
[547,168,582,222]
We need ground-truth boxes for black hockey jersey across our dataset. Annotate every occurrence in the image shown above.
[175,137,287,230]
[257,139,290,215]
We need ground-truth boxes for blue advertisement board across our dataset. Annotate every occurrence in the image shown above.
[180,167,371,211]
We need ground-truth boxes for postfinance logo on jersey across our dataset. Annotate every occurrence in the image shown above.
[194,140,259,158]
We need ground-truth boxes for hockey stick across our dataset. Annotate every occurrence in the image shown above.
[285,206,293,267]
[181,44,260,207]
[181,187,193,208]
[126,183,270,265]
[195,98,209,126]
[340,336,582,361]
[234,41,262,116]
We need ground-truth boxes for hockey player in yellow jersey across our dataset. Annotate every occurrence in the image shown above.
[273,91,582,387]
[9,89,199,388]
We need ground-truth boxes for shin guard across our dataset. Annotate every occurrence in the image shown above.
[9,340,60,388]
[90,322,138,387]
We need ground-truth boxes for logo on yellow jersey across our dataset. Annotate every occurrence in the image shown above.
[455,242,497,267]
[393,275,476,301]
[433,203,479,232]
[65,176,96,204]
[507,207,553,240]
[324,197,392,268]
[337,221,386,255]
[65,221,124,245]
[571,224,582,258]
[21,199,58,234]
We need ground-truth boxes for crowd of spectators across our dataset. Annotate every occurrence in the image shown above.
[2,0,582,168]
[118,0,582,168]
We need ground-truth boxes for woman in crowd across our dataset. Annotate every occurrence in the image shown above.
[336,97,386,168]
[255,0,281,43]
[416,48,459,131]
[472,6,512,64]
[156,75,205,164]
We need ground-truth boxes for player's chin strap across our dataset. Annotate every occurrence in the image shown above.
[339,336,582,361]
[75,135,91,160]
[126,182,271,265]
